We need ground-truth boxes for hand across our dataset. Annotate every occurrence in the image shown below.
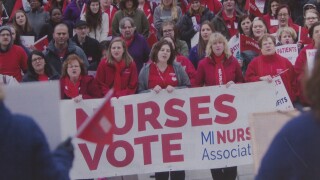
[226,81,235,88]
[297,40,302,49]
[73,95,83,103]
[166,85,175,93]
[56,137,74,154]
[193,24,200,32]
[153,85,162,94]
[259,75,273,83]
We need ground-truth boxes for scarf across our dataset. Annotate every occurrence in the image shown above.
[113,60,126,92]
[63,76,81,98]
[212,54,227,85]
[122,35,134,48]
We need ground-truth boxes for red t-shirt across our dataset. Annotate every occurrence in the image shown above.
[38,74,49,81]
[148,63,178,89]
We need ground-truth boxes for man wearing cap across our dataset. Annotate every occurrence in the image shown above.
[26,0,49,39]
[211,0,243,40]
[45,23,89,74]
[71,20,102,71]
[0,26,28,82]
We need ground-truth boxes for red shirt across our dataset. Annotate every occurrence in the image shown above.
[176,55,196,87]
[148,63,178,89]
[294,43,315,105]
[38,74,49,81]
[0,45,27,82]
[221,11,238,38]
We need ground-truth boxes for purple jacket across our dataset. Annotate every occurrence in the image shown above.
[127,32,150,73]
[63,0,88,27]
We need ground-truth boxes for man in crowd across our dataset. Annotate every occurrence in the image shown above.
[72,20,101,71]
[0,26,27,82]
[45,23,88,74]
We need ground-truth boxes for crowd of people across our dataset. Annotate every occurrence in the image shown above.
[1,0,320,179]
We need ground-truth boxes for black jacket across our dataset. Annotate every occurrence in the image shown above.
[71,35,102,71]
[179,8,214,49]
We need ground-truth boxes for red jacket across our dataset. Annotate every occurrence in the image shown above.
[195,55,244,86]
[95,59,138,97]
[176,55,196,87]
[294,43,315,105]
[60,75,102,99]
[0,45,27,82]
[205,0,222,15]
[262,14,277,30]
[245,53,297,102]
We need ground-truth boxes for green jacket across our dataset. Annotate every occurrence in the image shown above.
[112,9,150,38]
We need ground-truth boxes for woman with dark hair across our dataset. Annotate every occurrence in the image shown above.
[81,0,109,42]
[95,37,138,97]
[23,50,60,82]
[262,0,280,30]
[294,21,320,105]
[196,31,243,180]
[39,8,72,41]
[12,10,36,37]
[238,14,252,37]
[138,39,190,94]
[179,0,214,49]
[60,54,102,102]
[255,49,320,180]
[189,20,215,68]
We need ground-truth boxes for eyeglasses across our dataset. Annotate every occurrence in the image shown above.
[31,57,44,62]
[278,13,289,17]
[0,33,10,37]
[163,29,174,33]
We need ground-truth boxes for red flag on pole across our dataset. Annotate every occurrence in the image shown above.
[9,0,23,21]
[240,34,260,53]
[245,0,263,17]
[77,89,115,144]
[34,35,49,51]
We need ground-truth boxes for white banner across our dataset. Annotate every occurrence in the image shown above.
[4,81,61,150]
[306,49,317,75]
[273,76,294,111]
[276,44,299,65]
[228,35,240,61]
[60,82,279,179]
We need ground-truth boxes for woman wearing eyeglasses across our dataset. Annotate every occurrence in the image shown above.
[269,5,310,45]
[23,50,60,82]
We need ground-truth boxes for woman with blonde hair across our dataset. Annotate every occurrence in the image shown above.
[276,26,297,45]
[153,0,182,38]
[95,37,138,97]
[195,32,243,180]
